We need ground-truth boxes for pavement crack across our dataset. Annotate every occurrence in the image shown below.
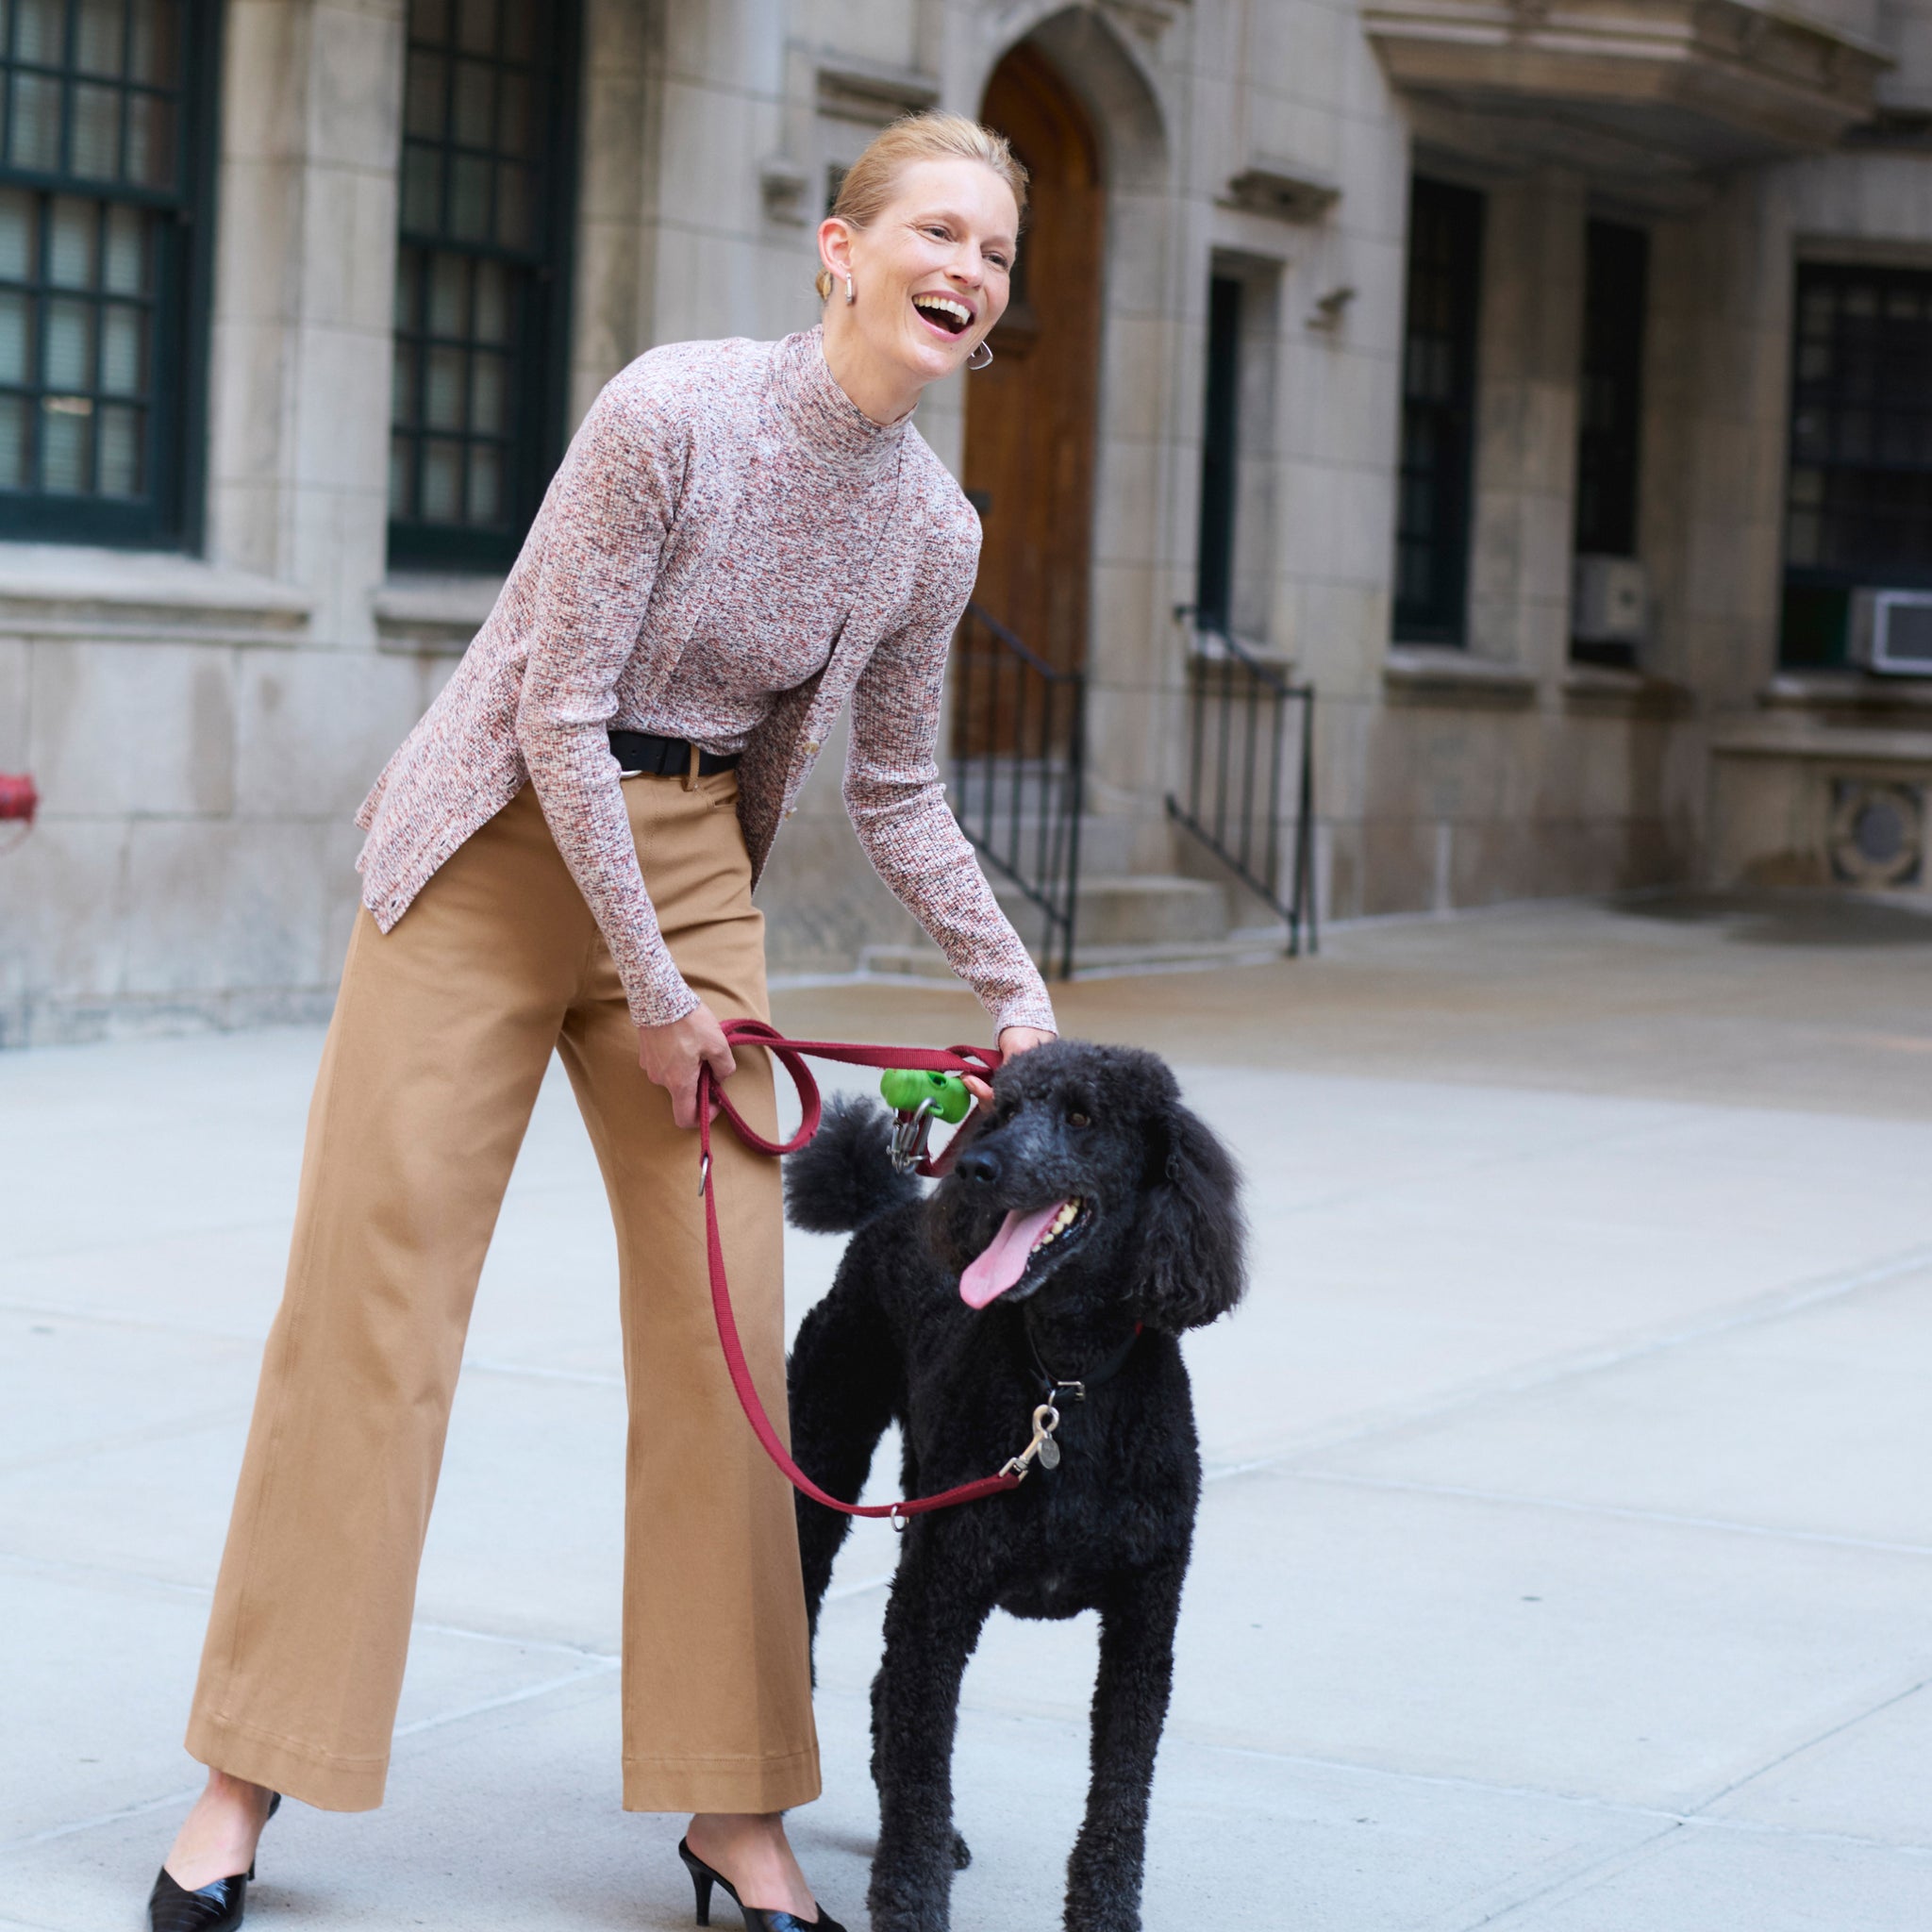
[1684,1671,1932,1816]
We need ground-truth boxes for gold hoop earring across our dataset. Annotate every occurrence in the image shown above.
[967,340,993,371]
[844,275,855,305]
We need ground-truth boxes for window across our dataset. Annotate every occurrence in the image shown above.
[389,0,577,572]
[0,0,215,547]
[1394,178,1483,645]
[1194,273,1241,633]
[1574,221,1647,560]
[1782,262,1932,666]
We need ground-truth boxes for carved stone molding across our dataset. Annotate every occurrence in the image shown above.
[815,59,941,126]
[1365,0,1891,167]
[1221,158,1341,223]
[758,153,810,225]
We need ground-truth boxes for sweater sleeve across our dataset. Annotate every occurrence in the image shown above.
[841,512,1059,1037]
[512,370,702,1027]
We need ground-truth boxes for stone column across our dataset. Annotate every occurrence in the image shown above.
[207,0,408,649]
[1466,168,1586,683]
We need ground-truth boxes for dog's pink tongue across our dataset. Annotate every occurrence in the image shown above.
[959,1202,1066,1309]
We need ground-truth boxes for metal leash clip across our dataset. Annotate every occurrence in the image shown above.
[1000,1401,1063,1482]
[880,1068,974,1174]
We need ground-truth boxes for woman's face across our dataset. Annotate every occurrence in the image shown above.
[821,158,1019,395]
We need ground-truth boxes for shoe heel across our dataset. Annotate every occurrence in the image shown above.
[677,1841,715,1928]
[246,1791,281,1881]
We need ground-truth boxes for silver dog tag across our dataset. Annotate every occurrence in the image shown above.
[1038,1436,1061,1471]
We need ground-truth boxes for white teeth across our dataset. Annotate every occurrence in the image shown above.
[1031,1199,1083,1251]
[913,294,970,329]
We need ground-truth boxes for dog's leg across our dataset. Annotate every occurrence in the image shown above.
[867,1544,991,1932]
[788,1276,905,1643]
[1063,1557,1187,1932]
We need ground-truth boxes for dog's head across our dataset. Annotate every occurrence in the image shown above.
[928,1040,1245,1333]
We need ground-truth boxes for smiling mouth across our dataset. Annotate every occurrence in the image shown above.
[912,291,973,337]
[959,1195,1092,1308]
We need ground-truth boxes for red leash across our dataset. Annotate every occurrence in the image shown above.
[695,1020,1025,1521]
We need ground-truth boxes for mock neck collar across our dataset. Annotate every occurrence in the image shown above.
[773,325,909,465]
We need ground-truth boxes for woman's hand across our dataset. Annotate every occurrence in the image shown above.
[964,1024,1054,1108]
[639,1002,736,1129]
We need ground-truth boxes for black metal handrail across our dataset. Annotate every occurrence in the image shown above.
[949,601,1086,979]
[1165,617,1317,956]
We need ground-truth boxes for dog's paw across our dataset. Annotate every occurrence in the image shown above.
[867,1867,952,1932]
[950,1830,972,1871]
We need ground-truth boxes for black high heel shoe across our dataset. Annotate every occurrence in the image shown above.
[677,1837,845,1932]
[146,1792,281,1932]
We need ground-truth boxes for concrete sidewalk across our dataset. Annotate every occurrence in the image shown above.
[4,892,1931,1929]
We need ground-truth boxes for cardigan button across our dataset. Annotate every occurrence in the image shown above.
[805,738,821,755]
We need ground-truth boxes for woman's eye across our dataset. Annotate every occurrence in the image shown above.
[1067,1110,1091,1129]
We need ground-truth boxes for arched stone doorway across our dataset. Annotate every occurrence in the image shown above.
[963,43,1104,672]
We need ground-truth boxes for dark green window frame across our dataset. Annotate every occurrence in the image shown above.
[1781,260,1932,668]
[388,0,578,574]
[1193,272,1241,634]
[0,0,219,549]
[1394,177,1484,646]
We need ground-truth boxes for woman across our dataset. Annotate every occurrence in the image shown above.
[149,112,1052,1932]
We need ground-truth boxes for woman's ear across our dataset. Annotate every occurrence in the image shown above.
[1135,1099,1246,1331]
[818,216,856,286]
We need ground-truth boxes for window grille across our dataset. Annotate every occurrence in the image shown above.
[1782,262,1932,666]
[1394,178,1483,646]
[389,0,576,572]
[0,0,213,545]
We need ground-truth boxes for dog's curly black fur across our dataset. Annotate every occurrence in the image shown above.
[784,1040,1245,1932]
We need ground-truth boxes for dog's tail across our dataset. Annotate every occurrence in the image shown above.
[783,1092,922,1233]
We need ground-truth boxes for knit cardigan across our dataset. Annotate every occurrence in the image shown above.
[354,327,1058,1036]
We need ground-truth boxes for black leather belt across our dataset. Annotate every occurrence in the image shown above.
[608,729,741,778]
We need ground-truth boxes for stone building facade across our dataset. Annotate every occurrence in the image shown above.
[2,0,1929,1044]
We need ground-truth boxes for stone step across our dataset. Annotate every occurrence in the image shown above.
[1001,874,1236,949]
[856,922,1295,987]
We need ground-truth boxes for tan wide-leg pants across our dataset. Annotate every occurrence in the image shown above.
[185,772,819,1814]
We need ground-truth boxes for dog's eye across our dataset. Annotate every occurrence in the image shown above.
[1067,1109,1091,1128]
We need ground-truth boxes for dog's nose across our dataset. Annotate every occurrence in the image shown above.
[958,1146,1002,1186]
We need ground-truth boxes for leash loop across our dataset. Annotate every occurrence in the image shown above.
[695,1021,1024,1521]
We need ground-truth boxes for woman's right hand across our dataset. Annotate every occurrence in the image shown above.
[639,1002,736,1129]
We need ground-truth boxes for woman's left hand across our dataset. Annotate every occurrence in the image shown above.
[964,1025,1055,1108]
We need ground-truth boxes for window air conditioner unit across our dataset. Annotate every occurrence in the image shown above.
[1851,590,1932,675]
[1572,555,1647,644]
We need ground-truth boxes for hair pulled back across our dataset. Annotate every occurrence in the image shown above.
[814,111,1028,301]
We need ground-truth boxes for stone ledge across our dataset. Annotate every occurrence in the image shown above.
[0,541,313,641]
[1561,663,1695,715]
[1713,718,1932,763]
[1759,670,1932,712]
[373,573,503,654]
[1384,645,1538,705]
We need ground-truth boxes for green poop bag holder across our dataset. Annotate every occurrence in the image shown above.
[879,1066,975,1174]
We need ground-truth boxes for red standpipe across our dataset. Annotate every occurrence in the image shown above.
[0,773,38,824]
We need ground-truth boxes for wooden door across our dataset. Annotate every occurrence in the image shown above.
[962,46,1104,675]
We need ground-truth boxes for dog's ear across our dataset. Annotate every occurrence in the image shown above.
[1134,1097,1246,1331]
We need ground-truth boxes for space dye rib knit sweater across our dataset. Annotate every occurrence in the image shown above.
[353,325,1057,1036]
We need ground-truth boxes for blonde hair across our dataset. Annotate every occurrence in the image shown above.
[814,112,1029,301]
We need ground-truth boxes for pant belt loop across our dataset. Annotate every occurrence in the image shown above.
[683,739,701,791]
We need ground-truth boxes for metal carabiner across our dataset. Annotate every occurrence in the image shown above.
[998,1401,1063,1482]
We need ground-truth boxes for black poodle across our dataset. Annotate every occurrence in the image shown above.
[784,1040,1246,1932]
